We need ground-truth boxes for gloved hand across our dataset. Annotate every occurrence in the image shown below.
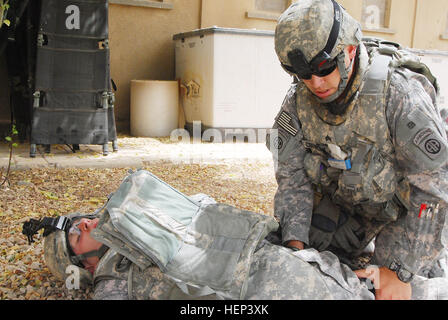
[309,196,340,251]
[332,210,364,253]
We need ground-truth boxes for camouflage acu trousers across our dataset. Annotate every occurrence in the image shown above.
[93,242,448,300]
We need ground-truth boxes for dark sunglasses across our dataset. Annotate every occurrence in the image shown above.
[281,50,338,79]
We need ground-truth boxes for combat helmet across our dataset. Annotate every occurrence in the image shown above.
[275,0,363,103]
[22,212,107,289]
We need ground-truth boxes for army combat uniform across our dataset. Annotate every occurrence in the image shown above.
[88,172,373,300]
[93,241,377,300]
[268,38,448,278]
[83,170,447,300]
[92,241,448,300]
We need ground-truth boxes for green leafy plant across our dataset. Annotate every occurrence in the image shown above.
[0,0,10,28]
[5,124,18,147]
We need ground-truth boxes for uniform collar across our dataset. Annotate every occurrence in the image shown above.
[311,43,369,125]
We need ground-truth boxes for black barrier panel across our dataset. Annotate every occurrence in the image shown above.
[42,33,107,50]
[30,0,117,157]
[35,47,109,91]
[31,109,108,145]
[38,91,103,110]
[40,0,108,39]
[107,107,117,141]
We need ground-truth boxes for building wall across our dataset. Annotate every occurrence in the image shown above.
[200,0,280,30]
[413,0,448,50]
[109,0,448,134]
[199,0,448,50]
[109,0,201,132]
[1,0,448,134]
[340,0,417,47]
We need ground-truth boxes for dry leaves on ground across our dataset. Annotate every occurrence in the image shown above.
[0,161,277,300]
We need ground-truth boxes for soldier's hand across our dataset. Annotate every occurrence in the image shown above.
[286,240,304,250]
[309,225,334,251]
[309,195,340,251]
[332,212,363,253]
[355,267,412,300]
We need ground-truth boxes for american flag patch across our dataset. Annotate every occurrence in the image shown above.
[277,111,298,136]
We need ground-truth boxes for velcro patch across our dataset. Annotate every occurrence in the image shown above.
[413,128,445,160]
[276,111,298,136]
[273,135,284,150]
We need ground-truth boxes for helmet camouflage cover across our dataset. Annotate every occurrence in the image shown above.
[275,0,362,69]
[43,212,93,288]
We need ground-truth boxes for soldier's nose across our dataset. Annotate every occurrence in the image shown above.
[309,75,325,88]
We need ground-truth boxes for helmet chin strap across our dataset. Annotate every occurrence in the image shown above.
[315,51,353,104]
[70,244,109,266]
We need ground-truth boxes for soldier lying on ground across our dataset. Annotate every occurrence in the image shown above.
[22,170,448,300]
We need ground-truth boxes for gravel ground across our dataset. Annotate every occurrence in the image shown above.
[0,150,277,300]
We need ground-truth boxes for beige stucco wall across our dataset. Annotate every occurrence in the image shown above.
[340,0,416,48]
[200,0,448,50]
[340,0,448,50]
[109,1,201,132]
[413,0,448,50]
[200,0,279,30]
[109,0,448,132]
[2,0,448,134]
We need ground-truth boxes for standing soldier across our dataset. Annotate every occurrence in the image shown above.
[268,0,448,299]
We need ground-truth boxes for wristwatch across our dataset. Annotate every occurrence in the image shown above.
[389,261,414,283]
[397,268,414,283]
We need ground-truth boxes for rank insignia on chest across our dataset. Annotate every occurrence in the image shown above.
[327,143,352,170]
[328,158,352,170]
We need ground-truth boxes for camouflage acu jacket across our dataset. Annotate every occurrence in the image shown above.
[268,40,448,275]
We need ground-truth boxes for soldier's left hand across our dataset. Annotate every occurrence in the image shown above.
[332,213,362,253]
[355,267,412,300]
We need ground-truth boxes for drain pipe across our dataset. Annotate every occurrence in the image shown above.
[410,0,418,49]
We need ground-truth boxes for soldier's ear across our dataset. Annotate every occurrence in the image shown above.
[83,260,96,274]
[346,45,357,60]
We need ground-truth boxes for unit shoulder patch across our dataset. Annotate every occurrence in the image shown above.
[413,128,444,160]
